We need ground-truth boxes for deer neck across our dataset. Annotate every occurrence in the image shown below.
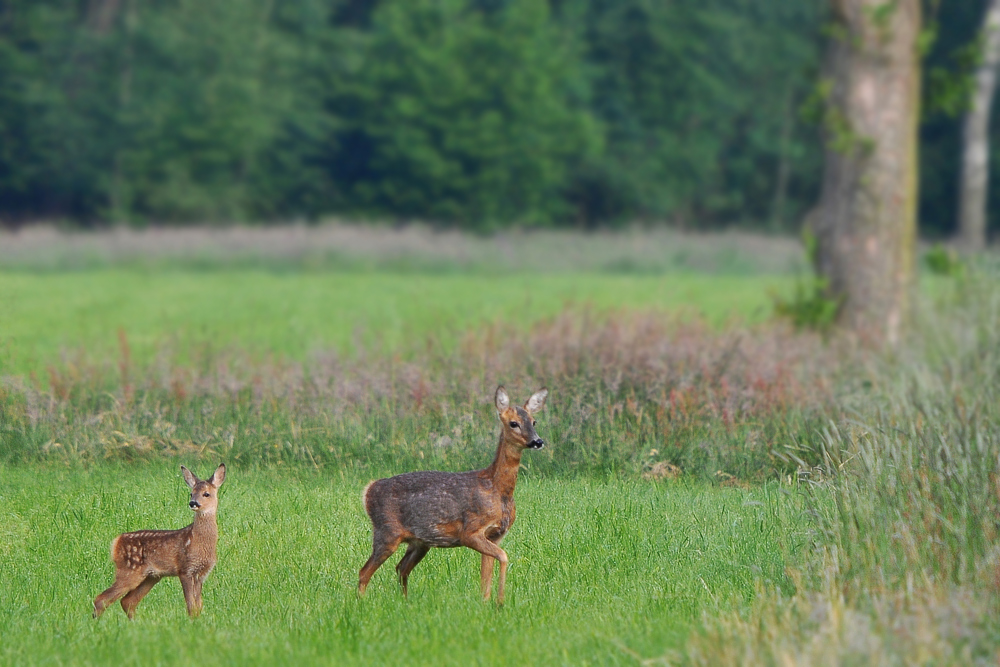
[486,435,522,499]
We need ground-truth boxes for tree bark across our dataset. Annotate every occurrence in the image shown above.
[958,0,1000,252]
[87,0,122,35]
[812,0,921,346]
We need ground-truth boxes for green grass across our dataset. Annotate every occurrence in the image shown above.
[2,243,989,664]
[0,270,792,377]
[0,464,806,665]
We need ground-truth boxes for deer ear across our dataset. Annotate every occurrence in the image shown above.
[495,386,510,414]
[524,388,548,414]
[209,463,226,488]
[181,466,198,489]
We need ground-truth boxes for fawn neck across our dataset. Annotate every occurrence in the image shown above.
[485,432,523,498]
[190,509,218,543]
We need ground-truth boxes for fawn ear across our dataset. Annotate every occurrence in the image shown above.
[495,386,510,414]
[524,388,548,414]
[181,466,198,489]
[209,463,226,488]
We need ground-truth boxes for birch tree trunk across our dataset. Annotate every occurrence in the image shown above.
[958,0,1000,252]
[812,0,921,346]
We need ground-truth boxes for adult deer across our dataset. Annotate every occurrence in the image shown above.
[93,464,226,619]
[359,386,547,604]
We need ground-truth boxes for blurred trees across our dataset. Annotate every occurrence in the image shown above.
[575,0,823,226]
[0,0,990,235]
[328,0,600,229]
[921,0,988,239]
[0,0,334,223]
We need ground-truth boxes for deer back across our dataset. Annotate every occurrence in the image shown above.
[364,470,499,547]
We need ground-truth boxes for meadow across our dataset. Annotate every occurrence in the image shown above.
[0,270,792,379]
[0,465,806,665]
[1,226,998,665]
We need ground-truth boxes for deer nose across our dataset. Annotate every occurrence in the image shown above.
[528,438,544,449]
[189,500,200,509]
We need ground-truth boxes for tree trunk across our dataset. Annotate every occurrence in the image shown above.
[958,0,1000,252]
[87,0,122,35]
[812,0,921,346]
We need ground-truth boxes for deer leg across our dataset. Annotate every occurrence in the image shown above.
[120,575,160,620]
[180,574,200,618]
[358,531,402,596]
[395,543,430,597]
[480,554,495,601]
[94,570,144,618]
[464,535,508,604]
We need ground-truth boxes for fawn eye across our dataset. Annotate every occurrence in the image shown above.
[203,492,210,497]
[509,421,520,429]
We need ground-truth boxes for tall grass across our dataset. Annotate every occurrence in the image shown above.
[685,275,1000,664]
[0,311,836,480]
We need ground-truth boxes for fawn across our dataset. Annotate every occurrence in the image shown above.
[93,464,226,619]
[359,386,547,604]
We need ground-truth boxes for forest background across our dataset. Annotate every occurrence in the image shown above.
[0,0,990,237]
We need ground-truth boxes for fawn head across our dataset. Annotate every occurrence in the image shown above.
[495,386,548,450]
[181,464,226,515]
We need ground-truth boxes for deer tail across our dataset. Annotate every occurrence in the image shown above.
[361,481,375,517]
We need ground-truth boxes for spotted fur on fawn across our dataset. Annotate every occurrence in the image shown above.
[358,386,548,604]
[93,464,226,620]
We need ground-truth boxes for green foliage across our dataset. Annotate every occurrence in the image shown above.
[800,80,873,157]
[0,0,825,228]
[573,0,824,225]
[328,0,601,227]
[924,35,981,118]
[923,242,966,277]
[919,0,993,238]
[772,275,842,332]
[864,0,900,36]
[771,230,842,332]
[0,0,992,237]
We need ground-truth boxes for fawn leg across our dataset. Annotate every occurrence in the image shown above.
[120,575,160,620]
[94,571,144,618]
[358,532,402,596]
[192,577,205,616]
[180,574,200,617]
[395,543,430,597]
[464,535,508,604]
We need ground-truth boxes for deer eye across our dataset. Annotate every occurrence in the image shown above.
[509,421,520,429]
[533,420,537,426]
[203,492,210,497]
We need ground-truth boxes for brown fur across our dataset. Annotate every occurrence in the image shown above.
[93,464,226,619]
[358,386,548,604]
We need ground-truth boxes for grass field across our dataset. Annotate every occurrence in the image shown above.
[2,227,998,664]
[0,464,806,665]
[0,270,793,378]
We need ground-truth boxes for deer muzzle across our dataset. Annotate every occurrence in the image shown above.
[527,438,545,449]
[189,500,200,509]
